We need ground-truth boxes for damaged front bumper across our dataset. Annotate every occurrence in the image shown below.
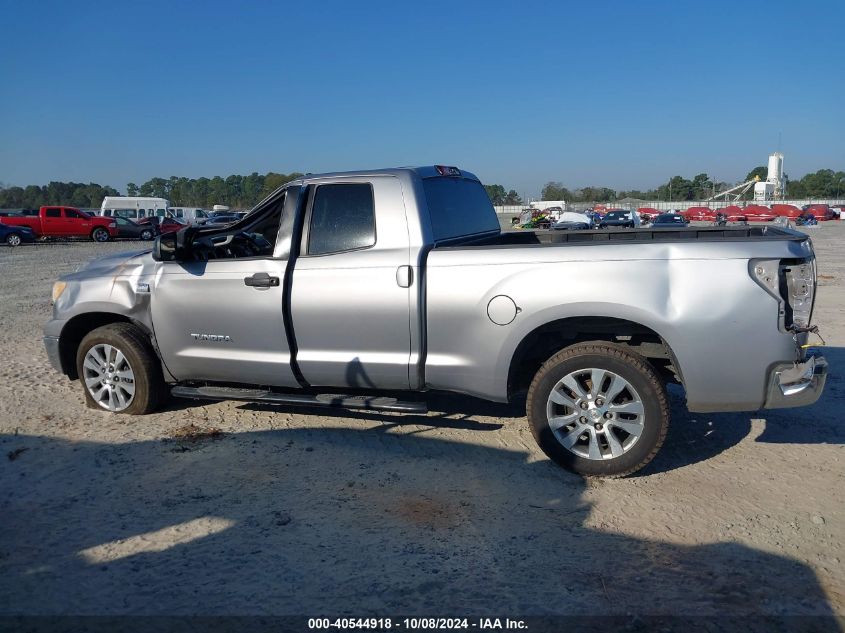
[763,353,828,409]
[43,335,63,373]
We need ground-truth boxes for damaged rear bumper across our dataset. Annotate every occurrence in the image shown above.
[763,354,828,409]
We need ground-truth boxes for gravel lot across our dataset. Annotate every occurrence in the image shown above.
[0,226,843,620]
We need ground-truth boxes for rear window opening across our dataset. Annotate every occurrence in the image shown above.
[422,177,500,243]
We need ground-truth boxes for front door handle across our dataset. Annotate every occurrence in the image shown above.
[244,273,280,288]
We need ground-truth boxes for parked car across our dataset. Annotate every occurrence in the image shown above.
[137,216,186,235]
[0,206,116,241]
[585,210,603,226]
[803,204,836,221]
[1,223,37,246]
[551,212,593,231]
[43,165,828,478]
[651,213,689,227]
[201,214,244,227]
[111,217,157,241]
[599,209,640,228]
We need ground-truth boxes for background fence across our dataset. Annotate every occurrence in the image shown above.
[495,199,845,217]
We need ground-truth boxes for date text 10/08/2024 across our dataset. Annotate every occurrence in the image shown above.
[307,618,527,630]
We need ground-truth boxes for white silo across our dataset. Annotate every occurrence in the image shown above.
[767,152,784,198]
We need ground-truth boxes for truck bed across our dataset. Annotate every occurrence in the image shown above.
[439,226,807,249]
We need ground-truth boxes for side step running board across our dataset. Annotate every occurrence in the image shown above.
[171,385,428,414]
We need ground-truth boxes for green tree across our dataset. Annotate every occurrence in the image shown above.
[541,182,572,201]
[689,173,713,199]
[574,187,616,203]
[483,184,507,205]
[657,176,695,201]
[745,166,767,182]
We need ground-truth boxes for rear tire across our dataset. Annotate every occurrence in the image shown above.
[526,342,669,477]
[91,227,110,242]
[76,323,165,415]
[6,233,22,247]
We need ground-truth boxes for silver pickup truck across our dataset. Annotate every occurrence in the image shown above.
[44,166,828,476]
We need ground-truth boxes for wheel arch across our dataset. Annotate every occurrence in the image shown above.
[506,315,684,402]
[58,312,155,379]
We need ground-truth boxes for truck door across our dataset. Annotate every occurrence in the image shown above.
[150,191,299,388]
[42,208,62,234]
[64,208,91,236]
[290,177,412,390]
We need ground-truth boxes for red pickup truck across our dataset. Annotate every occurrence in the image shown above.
[0,206,117,241]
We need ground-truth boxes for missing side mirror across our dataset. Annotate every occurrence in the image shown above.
[151,234,178,261]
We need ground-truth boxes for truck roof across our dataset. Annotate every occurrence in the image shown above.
[296,166,481,183]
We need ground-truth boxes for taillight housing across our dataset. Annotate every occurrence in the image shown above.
[751,253,816,331]
[781,260,815,329]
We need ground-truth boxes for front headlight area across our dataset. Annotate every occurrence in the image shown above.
[51,281,67,304]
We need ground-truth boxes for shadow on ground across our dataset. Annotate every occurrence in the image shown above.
[157,347,844,477]
[0,426,840,626]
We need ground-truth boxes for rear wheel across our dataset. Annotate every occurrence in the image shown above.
[527,342,669,477]
[6,233,22,247]
[76,323,165,415]
[91,227,110,242]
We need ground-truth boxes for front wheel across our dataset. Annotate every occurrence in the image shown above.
[139,228,154,241]
[526,342,669,477]
[6,233,22,247]
[76,323,166,414]
[91,227,110,242]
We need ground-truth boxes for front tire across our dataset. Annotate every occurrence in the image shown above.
[526,342,669,477]
[6,233,22,247]
[91,227,110,242]
[139,229,154,241]
[76,323,165,415]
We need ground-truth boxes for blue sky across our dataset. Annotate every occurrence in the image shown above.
[1,0,843,198]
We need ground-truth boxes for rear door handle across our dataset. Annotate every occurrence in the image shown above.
[396,265,413,288]
[244,273,280,288]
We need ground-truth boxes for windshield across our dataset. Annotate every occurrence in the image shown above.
[422,177,500,242]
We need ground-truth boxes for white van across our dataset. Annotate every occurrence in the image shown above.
[168,207,211,224]
[100,197,169,221]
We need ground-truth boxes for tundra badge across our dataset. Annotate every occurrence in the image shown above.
[190,333,232,342]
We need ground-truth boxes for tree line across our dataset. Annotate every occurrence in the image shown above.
[0,172,303,210]
[0,182,120,209]
[1,167,842,210]
[125,172,304,208]
[539,167,845,203]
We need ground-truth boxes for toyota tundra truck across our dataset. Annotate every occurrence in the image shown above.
[43,166,828,476]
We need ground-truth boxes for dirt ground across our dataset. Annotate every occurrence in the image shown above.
[0,225,843,620]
